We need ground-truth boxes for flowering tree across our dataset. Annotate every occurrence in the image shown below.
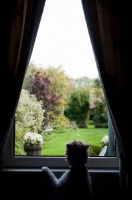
[25,69,62,127]
[15,89,44,155]
[15,89,44,132]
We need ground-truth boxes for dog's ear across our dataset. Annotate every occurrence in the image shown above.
[66,143,72,149]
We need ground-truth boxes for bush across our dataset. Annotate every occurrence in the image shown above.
[15,89,44,154]
[15,89,44,132]
[94,123,108,128]
[50,114,70,129]
[89,120,94,125]
[89,144,101,156]
[15,125,30,155]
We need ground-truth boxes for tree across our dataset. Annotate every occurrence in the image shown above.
[24,64,73,127]
[42,65,73,114]
[64,88,90,128]
[25,69,62,127]
[22,62,36,89]
[90,78,108,127]
[73,76,94,89]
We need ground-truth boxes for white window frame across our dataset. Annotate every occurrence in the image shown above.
[3,121,119,169]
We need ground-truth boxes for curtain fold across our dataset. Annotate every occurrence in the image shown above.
[81,0,130,196]
[0,0,46,163]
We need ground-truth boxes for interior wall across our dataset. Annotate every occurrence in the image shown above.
[2,170,119,199]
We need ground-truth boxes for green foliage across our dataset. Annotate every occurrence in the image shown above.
[69,121,78,130]
[23,62,36,89]
[93,101,108,127]
[89,109,96,120]
[64,88,90,128]
[49,113,70,128]
[15,125,30,155]
[90,78,108,127]
[89,144,101,156]
[95,123,108,128]
[89,120,94,125]
[93,77,102,88]
[44,65,72,99]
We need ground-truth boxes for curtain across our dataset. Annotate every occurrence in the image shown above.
[81,0,130,197]
[0,0,46,190]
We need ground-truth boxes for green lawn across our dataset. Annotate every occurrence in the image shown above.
[42,126,108,156]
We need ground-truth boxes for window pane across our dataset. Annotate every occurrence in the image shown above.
[14,0,116,157]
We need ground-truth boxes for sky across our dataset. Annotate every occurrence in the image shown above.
[30,0,99,79]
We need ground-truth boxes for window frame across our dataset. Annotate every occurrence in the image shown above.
[3,121,119,169]
[3,0,119,171]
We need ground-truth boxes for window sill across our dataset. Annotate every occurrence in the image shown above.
[3,167,119,174]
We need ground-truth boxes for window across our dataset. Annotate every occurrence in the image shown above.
[4,0,119,170]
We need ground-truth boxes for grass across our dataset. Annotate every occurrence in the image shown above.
[41,125,108,156]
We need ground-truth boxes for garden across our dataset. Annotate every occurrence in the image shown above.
[15,64,109,157]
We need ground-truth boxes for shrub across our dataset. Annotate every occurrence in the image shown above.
[15,125,30,155]
[50,114,70,128]
[89,144,101,156]
[15,89,44,154]
[88,120,94,125]
[15,89,44,132]
[94,123,108,128]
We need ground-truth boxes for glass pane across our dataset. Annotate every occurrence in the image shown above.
[14,0,116,157]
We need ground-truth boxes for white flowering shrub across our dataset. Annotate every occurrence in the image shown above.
[15,89,45,155]
[101,135,109,147]
[15,89,44,132]
[23,132,43,146]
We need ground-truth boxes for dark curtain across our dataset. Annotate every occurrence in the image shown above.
[0,0,46,189]
[81,0,130,197]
